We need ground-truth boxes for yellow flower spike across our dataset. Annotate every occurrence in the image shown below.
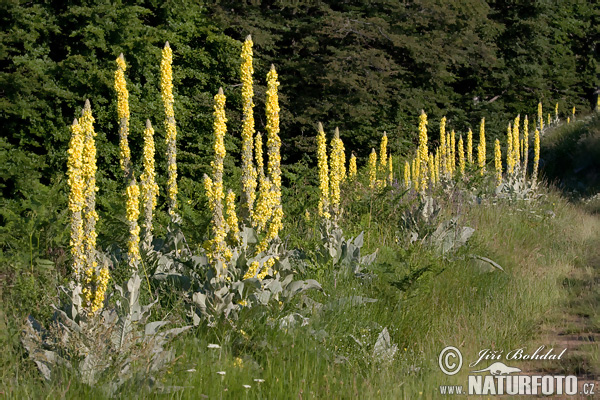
[255,131,264,182]
[494,139,502,188]
[243,261,260,280]
[379,131,388,170]
[572,106,575,119]
[126,178,141,271]
[114,53,131,177]
[440,116,447,175]
[349,153,357,179]
[67,118,85,282]
[140,120,159,240]
[203,88,229,264]
[513,115,520,168]
[161,42,178,219]
[241,35,258,220]
[458,135,465,177]
[417,110,428,189]
[434,150,440,184]
[316,122,330,219]
[388,153,394,186]
[449,129,456,177]
[466,128,473,165]
[338,134,346,181]
[368,148,377,189]
[404,160,411,189]
[477,118,486,175]
[537,101,543,131]
[506,122,513,175]
[547,113,551,128]
[225,190,240,244]
[80,100,103,313]
[533,128,540,182]
[522,115,529,179]
[567,116,570,124]
[555,102,559,122]
[330,128,342,212]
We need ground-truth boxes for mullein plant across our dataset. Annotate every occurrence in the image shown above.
[240,35,258,221]
[572,106,576,120]
[203,88,231,267]
[369,148,377,188]
[428,153,435,186]
[506,122,514,175]
[258,65,283,253]
[478,118,486,175]
[494,139,502,188]
[417,110,428,189]
[513,115,520,169]
[348,153,357,179]
[467,128,473,165]
[316,122,330,219]
[140,120,159,243]
[114,55,141,271]
[449,129,456,177]
[555,103,559,123]
[329,128,343,215]
[538,102,544,131]
[533,128,540,183]
[80,100,108,314]
[161,42,178,220]
[388,153,394,186]
[522,116,529,179]
[440,116,447,176]
[379,131,387,171]
[67,119,85,283]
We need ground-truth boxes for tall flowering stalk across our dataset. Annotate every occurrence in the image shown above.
[467,128,473,165]
[349,153,357,179]
[115,54,131,177]
[126,179,141,272]
[507,122,514,175]
[513,115,520,168]
[427,153,434,187]
[161,42,178,219]
[388,154,394,186]
[417,110,428,189]
[458,135,465,177]
[494,139,502,188]
[434,151,440,184]
[538,101,543,131]
[572,106,576,121]
[67,119,85,282]
[440,116,447,175]
[203,88,230,264]
[404,160,411,189]
[555,103,559,122]
[253,132,272,233]
[140,120,159,241]
[240,35,257,220]
[522,116,529,179]
[478,118,486,175]
[316,122,330,219]
[225,190,240,244]
[379,132,388,170]
[368,149,377,188]
[533,128,540,182]
[411,158,419,191]
[449,129,456,177]
[260,65,283,251]
[330,129,343,213]
[80,100,107,314]
[547,113,551,127]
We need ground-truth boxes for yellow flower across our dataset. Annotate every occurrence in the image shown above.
[241,35,257,219]
[388,153,393,186]
[458,135,465,177]
[572,106,575,118]
[226,190,240,244]
[379,131,387,169]
[114,53,131,176]
[140,120,159,238]
[507,122,514,175]
[368,148,377,188]
[330,128,343,212]
[316,122,330,219]
[513,114,520,168]
[533,128,540,182]
[440,116,446,175]
[434,150,440,184]
[126,179,141,270]
[555,102,559,121]
[522,115,529,179]
[161,42,178,218]
[494,139,502,187]
[243,261,260,280]
[477,118,486,175]
[417,110,428,188]
[449,129,456,177]
[67,119,85,281]
[537,101,543,131]
[466,128,473,165]
[412,157,419,192]
[348,153,357,179]
[427,152,434,187]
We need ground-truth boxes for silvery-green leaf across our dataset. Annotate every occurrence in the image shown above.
[469,254,505,272]
[373,327,398,363]
[145,321,170,336]
[353,231,364,248]
[360,249,378,266]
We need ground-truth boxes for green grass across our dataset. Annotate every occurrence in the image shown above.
[2,118,600,399]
